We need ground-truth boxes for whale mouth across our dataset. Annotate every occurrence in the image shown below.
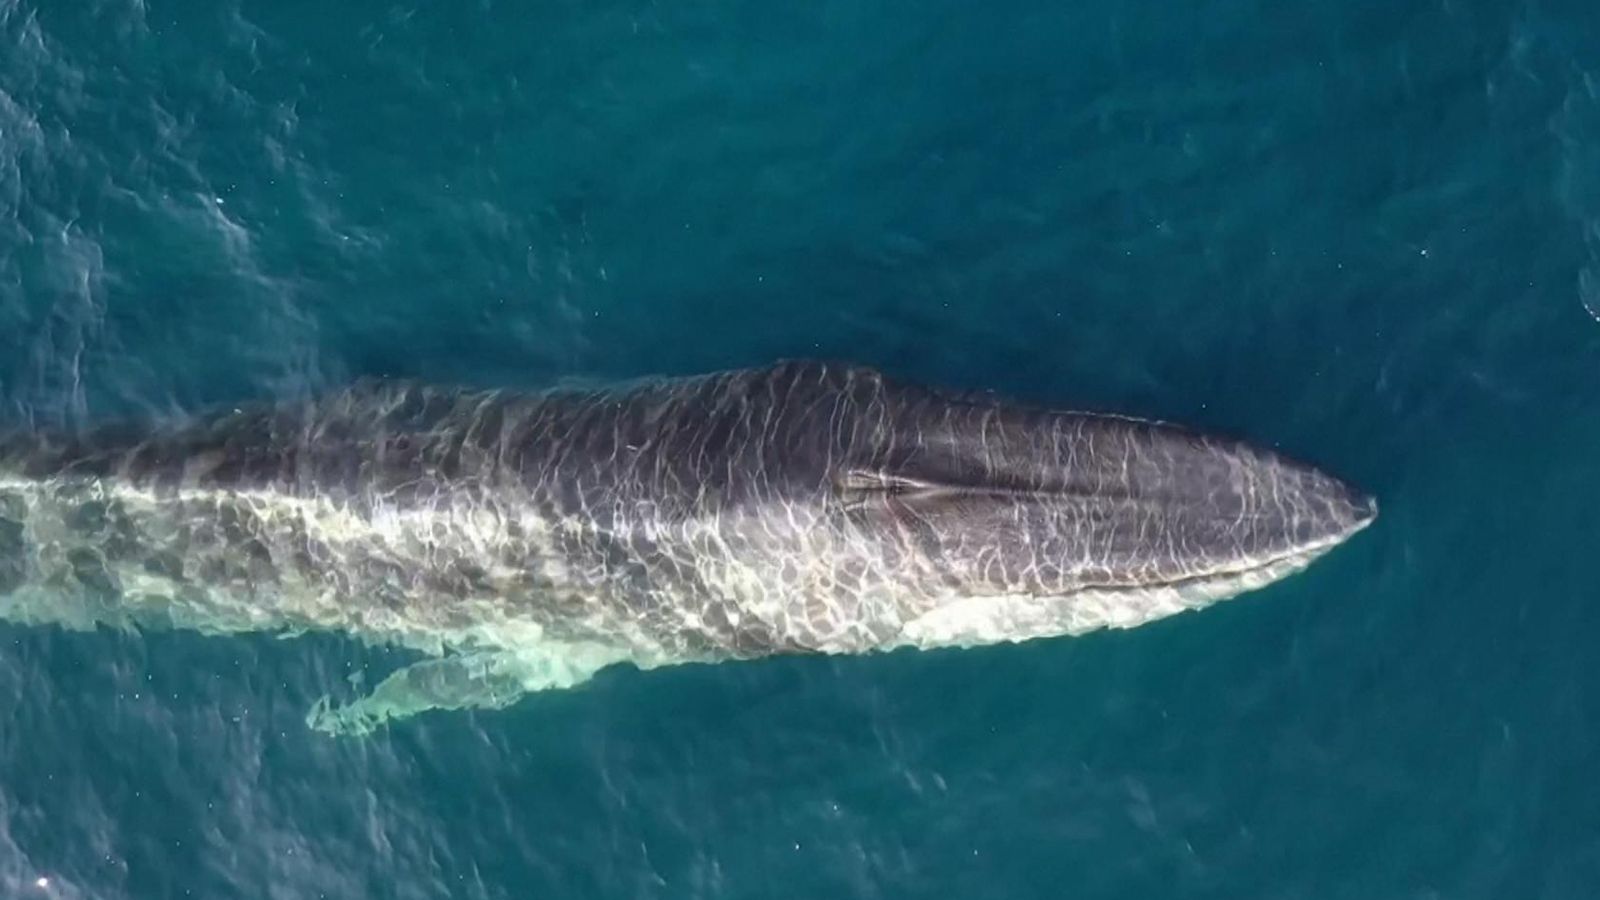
[1131,497,1377,594]
[894,509,1376,652]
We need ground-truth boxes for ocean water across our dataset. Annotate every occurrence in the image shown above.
[2,0,1599,897]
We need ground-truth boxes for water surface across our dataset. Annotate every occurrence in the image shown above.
[2,1,1599,897]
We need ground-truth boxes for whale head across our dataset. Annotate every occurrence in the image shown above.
[819,369,1376,647]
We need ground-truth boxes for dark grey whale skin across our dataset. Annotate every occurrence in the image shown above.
[0,360,1375,663]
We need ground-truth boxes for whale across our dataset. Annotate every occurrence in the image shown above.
[0,360,1375,734]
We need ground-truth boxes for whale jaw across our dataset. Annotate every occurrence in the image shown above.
[893,519,1372,652]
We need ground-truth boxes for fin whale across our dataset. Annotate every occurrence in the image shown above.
[0,360,1375,734]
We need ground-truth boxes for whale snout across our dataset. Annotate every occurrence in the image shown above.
[1271,455,1378,553]
[1336,479,1378,535]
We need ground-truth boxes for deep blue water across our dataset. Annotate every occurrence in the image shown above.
[3,0,1600,897]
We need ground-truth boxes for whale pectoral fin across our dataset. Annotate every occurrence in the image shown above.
[305,644,627,737]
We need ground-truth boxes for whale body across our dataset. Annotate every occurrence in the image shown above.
[0,360,1375,733]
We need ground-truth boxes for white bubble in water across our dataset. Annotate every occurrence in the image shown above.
[1582,266,1600,322]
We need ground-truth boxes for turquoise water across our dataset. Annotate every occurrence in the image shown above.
[3,0,1600,896]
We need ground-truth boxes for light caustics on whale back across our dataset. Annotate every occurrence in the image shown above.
[0,360,1376,734]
